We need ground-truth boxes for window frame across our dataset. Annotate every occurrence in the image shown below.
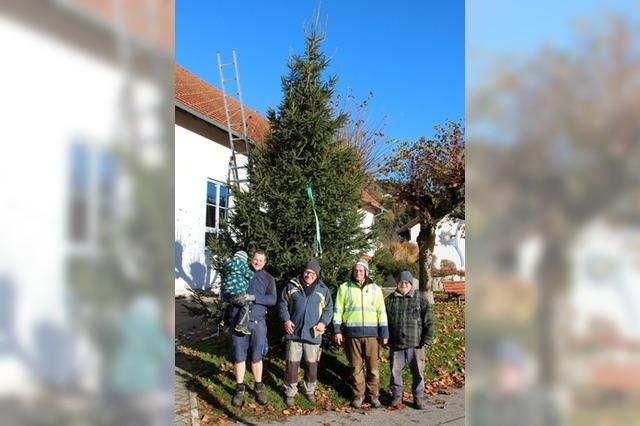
[205,179,229,235]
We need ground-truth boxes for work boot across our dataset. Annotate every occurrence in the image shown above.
[231,384,245,407]
[254,383,267,406]
[350,398,362,408]
[285,396,295,408]
[390,395,402,407]
[414,396,427,410]
[304,393,316,403]
[369,396,382,408]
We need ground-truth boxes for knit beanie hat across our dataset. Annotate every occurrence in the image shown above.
[233,250,248,263]
[354,258,370,276]
[304,259,321,276]
[397,270,414,284]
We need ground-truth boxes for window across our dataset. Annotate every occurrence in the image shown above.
[69,144,90,242]
[68,142,117,246]
[205,179,229,240]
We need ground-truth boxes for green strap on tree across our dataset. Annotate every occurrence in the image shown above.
[306,183,323,255]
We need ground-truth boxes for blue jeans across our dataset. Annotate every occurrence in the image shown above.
[390,347,426,398]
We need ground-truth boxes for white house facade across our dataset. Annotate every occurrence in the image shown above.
[2,0,172,403]
[568,216,640,341]
[398,216,466,270]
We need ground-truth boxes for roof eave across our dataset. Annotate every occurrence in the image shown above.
[175,100,257,148]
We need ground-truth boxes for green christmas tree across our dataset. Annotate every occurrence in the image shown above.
[214,28,371,288]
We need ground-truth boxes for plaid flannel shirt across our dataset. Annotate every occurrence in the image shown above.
[384,288,434,350]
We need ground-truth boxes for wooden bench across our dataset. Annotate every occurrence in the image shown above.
[442,281,465,303]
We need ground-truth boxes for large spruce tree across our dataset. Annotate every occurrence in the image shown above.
[216,29,371,287]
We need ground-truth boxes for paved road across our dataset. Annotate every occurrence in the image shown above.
[254,388,465,426]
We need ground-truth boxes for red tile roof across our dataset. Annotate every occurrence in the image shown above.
[175,64,269,145]
[361,190,383,212]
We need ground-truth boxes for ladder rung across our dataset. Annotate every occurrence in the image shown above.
[222,77,237,83]
[220,62,234,67]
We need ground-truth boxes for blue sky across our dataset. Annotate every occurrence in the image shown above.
[467,0,640,86]
[467,0,639,54]
[176,1,464,146]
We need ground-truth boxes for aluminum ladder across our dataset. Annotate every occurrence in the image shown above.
[216,50,250,190]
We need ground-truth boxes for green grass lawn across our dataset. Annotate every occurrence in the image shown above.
[176,301,464,424]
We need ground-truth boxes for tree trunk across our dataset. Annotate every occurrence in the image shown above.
[417,220,437,303]
[537,237,566,387]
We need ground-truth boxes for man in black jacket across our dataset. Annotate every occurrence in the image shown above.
[385,270,434,409]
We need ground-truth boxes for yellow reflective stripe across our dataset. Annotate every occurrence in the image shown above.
[287,288,299,311]
[345,322,380,328]
[315,291,326,318]
[343,306,376,313]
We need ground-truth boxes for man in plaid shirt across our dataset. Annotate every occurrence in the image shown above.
[385,270,434,409]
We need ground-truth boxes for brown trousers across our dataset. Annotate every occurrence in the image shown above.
[344,337,381,400]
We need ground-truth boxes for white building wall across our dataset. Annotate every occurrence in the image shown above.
[174,124,247,295]
[407,218,466,270]
[359,209,377,256]
[410,224,420,243]
[569,219,640,340]
[1,14,160,395]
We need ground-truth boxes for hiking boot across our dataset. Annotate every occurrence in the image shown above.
[254,383,267,406]
[350,398,363,408]
[285,396,295,408]
[369,396,382,408]
[234,325,251,335]
[414,396,427,410]
[231,384,245,407]
[304,393,316,403]
[390,395,402,407]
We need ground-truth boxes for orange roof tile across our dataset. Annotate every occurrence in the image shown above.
[175,64,269,145]
[361,190,383,211]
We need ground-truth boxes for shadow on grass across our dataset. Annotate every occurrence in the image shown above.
[317,345,352,400]
[184,371,260,426]
[261,343,287,396]
[176,347,265,424]
[176,349,237,394]
[178,333,292,415]
[178,331,392,417]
